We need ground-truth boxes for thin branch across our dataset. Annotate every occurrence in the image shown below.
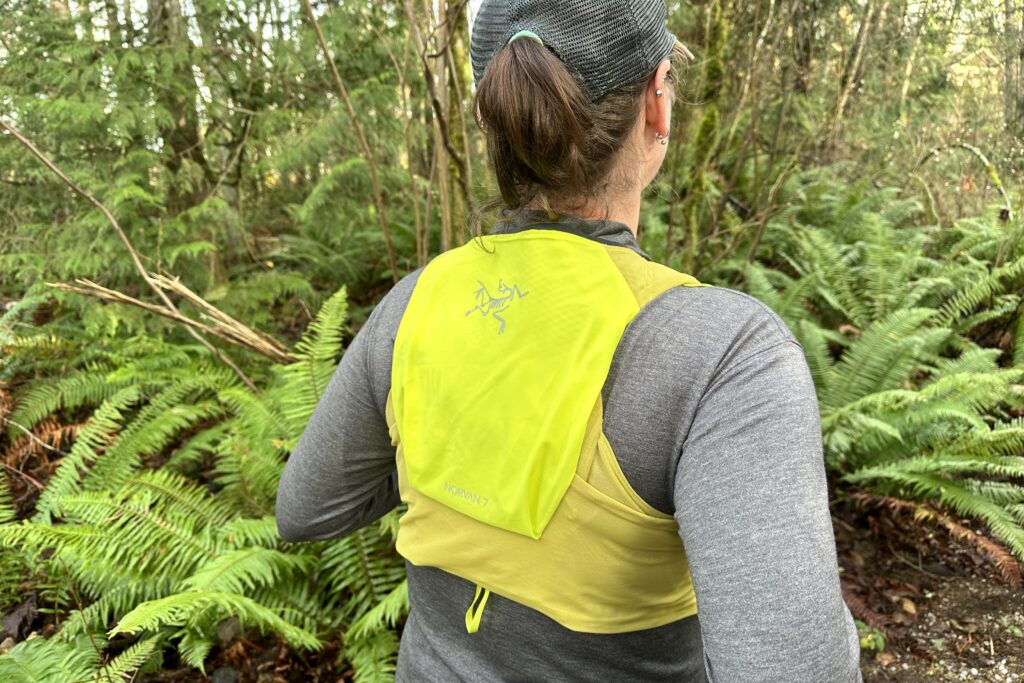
[914,142,1014,223]
[300,0,400,284]
[0,415,70,457]
[49,280,293,365]
[149,274,292,360]
[2,462,45,491]
[0,119,263,391]
[201,114,252,203]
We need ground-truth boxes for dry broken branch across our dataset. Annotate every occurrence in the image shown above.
[0,118,293,389]
[49,280,293,365]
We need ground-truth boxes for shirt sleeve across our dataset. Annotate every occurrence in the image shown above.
[275,292,402,542]
[674,339,862,683]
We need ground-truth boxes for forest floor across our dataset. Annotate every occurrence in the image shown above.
[6,471,1023,681]
[175,495,1024,683]
[836,497,1024,682]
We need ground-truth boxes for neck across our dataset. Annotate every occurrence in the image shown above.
[531,189,643,236]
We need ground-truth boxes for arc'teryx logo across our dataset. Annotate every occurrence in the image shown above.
[465,279,529,334]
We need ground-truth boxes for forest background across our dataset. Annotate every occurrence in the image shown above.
[1,0,1024,681]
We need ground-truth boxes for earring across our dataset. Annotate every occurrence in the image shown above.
[655,132,668,145]
[656,89,664,98]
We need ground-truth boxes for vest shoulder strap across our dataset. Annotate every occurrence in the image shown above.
[602,244,707,309]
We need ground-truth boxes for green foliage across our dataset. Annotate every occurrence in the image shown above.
[0,635,101,683]
[729,171,1024,559]
[3,0,1024,678]
[0,290,405,679]
[856,620,887,652]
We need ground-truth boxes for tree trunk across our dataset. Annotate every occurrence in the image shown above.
[898,0,932,121]
[121,0,136,45]
[147,0,212,211]
[433,1,453,252]
[792,0,816,94]
[1018,7,1024,133]
[832,0,877,141]
[445,0,472,245]
[1005,0,1017,131]
[850,0,887,93]
[104,0,124,48]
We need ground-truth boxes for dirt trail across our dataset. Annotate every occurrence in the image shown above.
[835,500,1024,682]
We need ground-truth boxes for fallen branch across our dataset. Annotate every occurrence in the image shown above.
[149,274,291,359]
[0,119,284,390]
[851,492,1023,588]
[49,279,293,365]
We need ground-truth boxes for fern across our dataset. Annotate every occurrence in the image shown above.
[0,635,101,683]
[112,592,321,654]
[732,174,1024,562]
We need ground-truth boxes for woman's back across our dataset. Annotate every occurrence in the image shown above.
[277,213,861,681]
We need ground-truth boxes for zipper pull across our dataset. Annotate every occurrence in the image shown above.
[464,584,491,634]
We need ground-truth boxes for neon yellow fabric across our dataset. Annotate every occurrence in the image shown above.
[392,231,639,539]
[464,585,491,634]
[389,229,706,633]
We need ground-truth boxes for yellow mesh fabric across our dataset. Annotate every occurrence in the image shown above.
[388,229,706,633]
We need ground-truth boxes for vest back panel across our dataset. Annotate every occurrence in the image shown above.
[389,229,704,632]
[392,230,639,539]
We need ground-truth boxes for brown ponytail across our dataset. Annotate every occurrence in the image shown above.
[474,40,687,213]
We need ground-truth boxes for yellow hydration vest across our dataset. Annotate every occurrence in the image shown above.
[387,228,705,634]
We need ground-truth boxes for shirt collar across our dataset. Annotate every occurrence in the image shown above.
[491,210,652,261]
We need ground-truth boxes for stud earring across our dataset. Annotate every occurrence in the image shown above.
[656,89,664,98]
[655,132,668,145]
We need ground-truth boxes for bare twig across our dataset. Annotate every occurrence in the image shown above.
[0,415,69,457]
[149,274,292,361]
[299,0,400,284]
[0,119,266,390]
[2,462,45,491]
[49,279,293,365]
[914,142,1014,224]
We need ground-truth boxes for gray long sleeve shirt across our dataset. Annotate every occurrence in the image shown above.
[276,213,863,682]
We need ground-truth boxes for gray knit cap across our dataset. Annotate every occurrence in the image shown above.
[471,0,679,102]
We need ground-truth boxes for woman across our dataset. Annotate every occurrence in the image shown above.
[276,1,863,680]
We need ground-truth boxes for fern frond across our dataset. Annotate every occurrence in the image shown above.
[319,526,406,625]
[346,579,408,642]
[218,516,282,549]
[182,548,309,594]
[121,470,235,529]
[276,286,349,433]
[821,308,937,409]
[936,254,1024,326]
[113,591,321,651]
[0,634,100,683]
[33,386,142,522]
[345,628,399,683]
[7,364,126,440]
[95,635,162,681]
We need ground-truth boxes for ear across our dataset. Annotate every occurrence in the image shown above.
[644,59,673,139]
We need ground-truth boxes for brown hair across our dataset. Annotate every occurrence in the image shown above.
[474,40,687,214]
